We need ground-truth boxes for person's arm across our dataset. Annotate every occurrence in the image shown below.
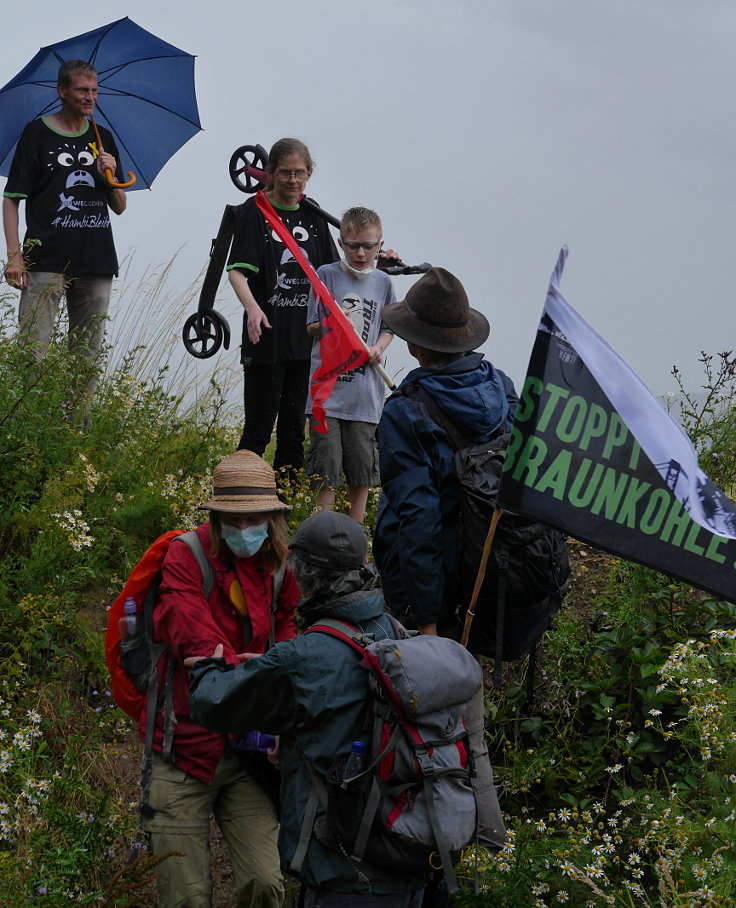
[228,268,271,344]
[106,185,127,216]
[306,321,321,337]
[377,398,447,626]
[188,642,300,736]
[3,196,27,289]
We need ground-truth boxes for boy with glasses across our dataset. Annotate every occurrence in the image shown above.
[305,206,395,523]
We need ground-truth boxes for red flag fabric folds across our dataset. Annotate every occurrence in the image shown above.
[254,192,367,433]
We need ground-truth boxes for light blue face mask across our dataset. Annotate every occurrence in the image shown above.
[221,521,269,558]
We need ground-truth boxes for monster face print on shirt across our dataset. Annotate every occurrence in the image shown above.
[3,118,121,274]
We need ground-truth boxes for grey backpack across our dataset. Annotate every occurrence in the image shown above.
[292,618,481,893]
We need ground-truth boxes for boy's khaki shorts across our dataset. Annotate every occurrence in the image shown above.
[307,415,379,487]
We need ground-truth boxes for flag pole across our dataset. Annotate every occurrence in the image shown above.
[351,332,395,390]
[460,507,502,648]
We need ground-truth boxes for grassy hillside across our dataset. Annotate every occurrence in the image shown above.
[1,293,735,906]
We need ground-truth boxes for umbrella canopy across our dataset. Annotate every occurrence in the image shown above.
[0,17,202,190]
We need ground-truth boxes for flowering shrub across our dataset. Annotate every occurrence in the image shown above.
[0,282,241,903]
[1,273,734,907]
[452,629,736,906]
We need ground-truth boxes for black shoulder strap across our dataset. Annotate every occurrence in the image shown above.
[400,383,471,450]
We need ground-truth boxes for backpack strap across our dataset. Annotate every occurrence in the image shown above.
[293,617,404,874]
[175,531,215,599]
[267,565,285,650]
[305,618,375,651]
[397,381,507,450]
[290,760,329,873]
[397,383,472,450]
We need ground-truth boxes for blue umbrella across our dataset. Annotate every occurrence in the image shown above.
[0,17,202,190]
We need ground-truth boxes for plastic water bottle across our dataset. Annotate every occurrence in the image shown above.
[123,597,137,636]
[342,740,368,783]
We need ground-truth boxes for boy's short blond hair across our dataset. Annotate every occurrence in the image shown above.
[339,206,382,238]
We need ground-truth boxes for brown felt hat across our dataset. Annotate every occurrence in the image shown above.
[381,267,490,354]
[199,450,290,514]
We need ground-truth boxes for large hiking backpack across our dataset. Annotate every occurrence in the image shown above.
[105,530,213,721]
[400,385,570,689]
[292,618,481,893]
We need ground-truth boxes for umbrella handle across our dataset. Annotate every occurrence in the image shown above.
[104,167,136,189]
[90,115,136,189]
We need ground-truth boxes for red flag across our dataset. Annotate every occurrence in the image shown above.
[254,192,368,433]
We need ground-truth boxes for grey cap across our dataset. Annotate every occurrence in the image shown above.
[289,512,367,570]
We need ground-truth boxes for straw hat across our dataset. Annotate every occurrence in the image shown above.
[381,266,490,354]
[199,450,290,513]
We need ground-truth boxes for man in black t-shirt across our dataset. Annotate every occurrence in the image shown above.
[2,59,127,374]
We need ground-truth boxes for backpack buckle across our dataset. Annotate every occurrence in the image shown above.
[416,750,435,777]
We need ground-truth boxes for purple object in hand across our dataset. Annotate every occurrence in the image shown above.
[235,730,276,752]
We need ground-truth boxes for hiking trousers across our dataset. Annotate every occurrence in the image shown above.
[143,749,284,908]
[465,680,507,850]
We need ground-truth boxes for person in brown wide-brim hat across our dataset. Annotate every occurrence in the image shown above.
[380,266,490,354]
[373,264,514,857]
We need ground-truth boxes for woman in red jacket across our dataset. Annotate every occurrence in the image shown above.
[142,449,299,908]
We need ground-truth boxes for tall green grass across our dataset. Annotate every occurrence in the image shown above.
[1,270,735,905]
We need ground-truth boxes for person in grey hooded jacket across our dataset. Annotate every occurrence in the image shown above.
[187,511,426,907]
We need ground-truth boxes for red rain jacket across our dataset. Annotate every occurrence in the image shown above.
[139,522,299,784]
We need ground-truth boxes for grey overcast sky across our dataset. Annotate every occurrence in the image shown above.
[3,0,734,408]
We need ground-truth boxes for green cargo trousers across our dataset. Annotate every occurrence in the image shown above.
[143,749,284,908]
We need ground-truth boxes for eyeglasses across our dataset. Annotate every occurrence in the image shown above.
[341,241,381,252]
[274,168,310,180]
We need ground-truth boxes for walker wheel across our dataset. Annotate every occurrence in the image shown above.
[229,144,268,193]
[182,312,223,359]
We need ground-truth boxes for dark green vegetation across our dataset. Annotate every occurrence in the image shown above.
[1,293,734,906]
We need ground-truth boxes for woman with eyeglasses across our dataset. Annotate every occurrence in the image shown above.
[227,137,339,476]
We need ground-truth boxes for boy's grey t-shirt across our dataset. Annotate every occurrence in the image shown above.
[306,262,396,424]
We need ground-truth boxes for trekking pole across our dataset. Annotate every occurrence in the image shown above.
[460,507,502,648]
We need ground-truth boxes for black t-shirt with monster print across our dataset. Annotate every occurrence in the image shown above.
[227,195,339,365]
[4,117,122,275]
